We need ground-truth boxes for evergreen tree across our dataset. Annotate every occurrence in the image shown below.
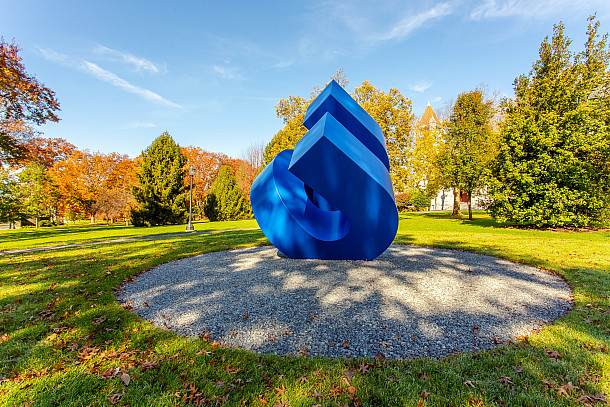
[131,132,188,226]
[203,166,249,221]
[489,17,610,227]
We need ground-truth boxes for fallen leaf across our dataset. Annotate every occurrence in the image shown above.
[343,369,355,383]
[275,385,287,397]
[542,379,555,389]
[299,376,308,383]
[463,380,475,388]
[120,372,130,386]
[329,385,343,396]
[358,363,369,373]
[421,389,430,399]
[498,376,513,385]
[557,381,579,397]
[141,361,158,370]
[224,364,240,374]
[512,367,524,375]
[545,349,562,360]
[258,394,268,405]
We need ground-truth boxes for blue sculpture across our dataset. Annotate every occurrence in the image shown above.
[250,80,398,260]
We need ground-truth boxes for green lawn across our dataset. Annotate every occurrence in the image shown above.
[0,219,259,251]
[0,213,608,406]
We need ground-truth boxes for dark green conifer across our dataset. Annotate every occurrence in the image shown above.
[131,132,187,226]
[203,166,248,221]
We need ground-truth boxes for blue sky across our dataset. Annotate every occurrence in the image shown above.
[2,1,609,159]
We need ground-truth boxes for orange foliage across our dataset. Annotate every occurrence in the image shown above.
[48,150,136,222]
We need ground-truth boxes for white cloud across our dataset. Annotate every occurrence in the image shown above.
[213,65,242,80]
[409,81,434,93]
[115,122,157,130]
[430,96,442,103]
[94,45,166,74]
[81,61,181,107]
[274,59,295,69]
[38,48,180,108]
[470,0,600,20]
[378,2,453,41]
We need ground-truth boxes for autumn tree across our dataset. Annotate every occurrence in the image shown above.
[131,133,187,226]
[439,88,497,220]
[489,17,610,227]
[203,166,249,221]
[263,70,349,165]
[181,146,225,219]
[49,150,134,223]
[22,137,76,168]
[353,81,414,192]
[1,39,60,164]
[410,108,447,196]
[263,72,414,191]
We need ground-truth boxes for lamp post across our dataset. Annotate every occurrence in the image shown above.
[186,166,195,231]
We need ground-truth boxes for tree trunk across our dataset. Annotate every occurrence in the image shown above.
[35,217,38,228]
[90,214,95,224]
[452,187,461,216]
[468,190,473,220]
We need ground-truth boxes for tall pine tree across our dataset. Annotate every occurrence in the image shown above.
[489,17,610,227]
[131,132,188,226]
[203,166,249,221]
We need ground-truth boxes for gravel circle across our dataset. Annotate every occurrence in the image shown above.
[116,245,573,359]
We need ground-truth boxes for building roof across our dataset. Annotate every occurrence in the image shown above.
[418,104,439,128]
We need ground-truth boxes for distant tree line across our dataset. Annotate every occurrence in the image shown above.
[2,16,609,229]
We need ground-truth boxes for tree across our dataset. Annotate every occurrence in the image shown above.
[131,132,187,226]
[22,137,76,168]
[203,166,249,221]
[439,88,497,220]
[181,146,225,219]
[489,16,610,227]
[263,70,349,166]
[18,161,51,227]
[1,39,60,164]
[263,73,415,191]
[410,112,447,195]
[353,81,415,192]
[49,150,134,223]
[0,166,20,228]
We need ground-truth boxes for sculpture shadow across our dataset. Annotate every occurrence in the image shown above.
[118,245,573,359]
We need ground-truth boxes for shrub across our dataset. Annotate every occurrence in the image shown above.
[410,189,430,211]
[395,193,412,212]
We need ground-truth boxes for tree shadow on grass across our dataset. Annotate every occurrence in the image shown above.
[1,230,608,406]
[117,244,573,360]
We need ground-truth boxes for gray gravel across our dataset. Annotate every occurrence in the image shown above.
[116,245,573,359]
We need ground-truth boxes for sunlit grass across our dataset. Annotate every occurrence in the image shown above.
[0,219,259,251]
[0,214,608,406]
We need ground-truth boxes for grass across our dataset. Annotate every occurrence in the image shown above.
[0,212,608,406]
[0,219,259,251]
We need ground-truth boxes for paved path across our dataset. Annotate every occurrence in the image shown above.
[0,228,260,256]
[117,245,573,359]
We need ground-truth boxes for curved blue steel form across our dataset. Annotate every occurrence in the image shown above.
[250,80,398,260]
